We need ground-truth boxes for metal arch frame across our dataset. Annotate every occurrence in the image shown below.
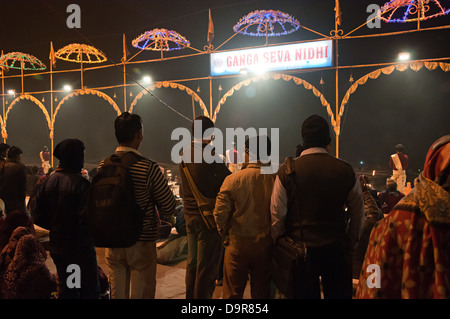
[211,73,336,131]
[129,81,209,118]
[337,61,450,136]
[1,94,52,140]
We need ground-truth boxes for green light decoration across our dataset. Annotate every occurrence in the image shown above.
[0,52,46,70]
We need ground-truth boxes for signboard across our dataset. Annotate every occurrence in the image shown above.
[210,40,333,77]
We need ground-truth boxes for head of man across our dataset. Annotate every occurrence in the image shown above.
[114,112,143,149]
[386,178,398,192]
[0,143,10,160]
[244,135,271,163]
[7,146,23,163]
[192,116,215,143]
[395,144,404,153]
[301,115,332,152]
[54,139,85,172]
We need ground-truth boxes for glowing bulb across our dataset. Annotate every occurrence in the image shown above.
[143,76,151,83]
[63,85,72,91]
[398,52,410,61]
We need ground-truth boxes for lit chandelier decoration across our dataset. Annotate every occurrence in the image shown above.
[233,10,300,37]
[0,52,46,70]
[380,0,450,23]
[55,43,107,63]
[132,28,191,51]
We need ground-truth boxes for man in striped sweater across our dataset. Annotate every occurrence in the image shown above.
[104,112,176,299]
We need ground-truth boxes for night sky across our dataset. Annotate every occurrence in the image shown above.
[1,0,449,188]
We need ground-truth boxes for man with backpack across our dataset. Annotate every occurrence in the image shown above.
[90,112,176,299]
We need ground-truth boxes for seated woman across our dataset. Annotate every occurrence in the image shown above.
[1,234,56,299]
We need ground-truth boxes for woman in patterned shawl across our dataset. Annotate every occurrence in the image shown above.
[1,234,56,299]
[356,135,450,298]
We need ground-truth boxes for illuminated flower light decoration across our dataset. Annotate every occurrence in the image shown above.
[0,52,46,71]
[233,10,300,37]
[55,43,107,63]
[132,28,191,52]
[380,0,450,23]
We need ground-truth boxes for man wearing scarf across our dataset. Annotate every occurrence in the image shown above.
[357,135,450,298]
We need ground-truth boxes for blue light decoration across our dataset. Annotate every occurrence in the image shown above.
[132,28,190,51]
[380,0,450,23]
[233,10,300,37]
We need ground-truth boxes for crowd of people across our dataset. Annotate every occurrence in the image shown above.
[0,113,448,300]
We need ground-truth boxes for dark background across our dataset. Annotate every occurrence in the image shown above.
[1,0,449,188]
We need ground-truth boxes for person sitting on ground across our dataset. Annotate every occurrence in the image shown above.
[377,178,405,216]
[1,234,57,299]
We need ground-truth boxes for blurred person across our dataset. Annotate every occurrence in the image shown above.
[271,114,364,299]
[0,146,28,214]
[32,138,100,299]
[40,146,51,174]
[1,234,57,299]
[356,135,450,299]
[389,144,409,194]
[225,142,242,173]
[352,175,383,279]
[101,112,176,299]
[0,143,9,162]
[377,177,405,216]
[0,209,35,253]
[214,135,275,299]
[179,115,231,299]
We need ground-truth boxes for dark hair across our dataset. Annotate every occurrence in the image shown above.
[0,143,10,157]
[245,135,271,161]
[191,116,214,137]
[7,146,22,160]
[114,112,142,144]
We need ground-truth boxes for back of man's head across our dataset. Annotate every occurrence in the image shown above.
[245,135,271,162]
[0,143,10,158]
[7,146,22,161]
[301,114,331,150]
[191,116,215,140]
[114,112,142,144]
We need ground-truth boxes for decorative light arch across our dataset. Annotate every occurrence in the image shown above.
[338,61,450,135]
[129,81,209,117]
[2,94,52,140]
[212,73,337,133]
[52,88,121,130]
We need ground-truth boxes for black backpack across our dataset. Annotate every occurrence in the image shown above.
[87,152,144,248]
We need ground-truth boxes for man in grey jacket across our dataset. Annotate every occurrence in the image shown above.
[271,114,364,299]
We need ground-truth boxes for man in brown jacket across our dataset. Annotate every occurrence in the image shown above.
[214,135,275,299]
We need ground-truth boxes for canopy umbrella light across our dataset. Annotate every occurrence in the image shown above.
[0,52,46,70]
[380,0,450,23]
[132,28,190,51]
[233,10,300,37]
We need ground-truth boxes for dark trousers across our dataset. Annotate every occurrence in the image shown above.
[223,245,272,299]
[51,247,100,299]
[185,214,222,299]
[295,242,352,299]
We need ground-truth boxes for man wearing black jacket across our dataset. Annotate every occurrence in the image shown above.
[179,116,231,299]
[33,139,100,299]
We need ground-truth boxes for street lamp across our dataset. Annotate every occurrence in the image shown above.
[398,52,410,61]
[63,84,72,92]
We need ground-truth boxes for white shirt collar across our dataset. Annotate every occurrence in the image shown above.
[300,147,328,157]
[115,146,143,156]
